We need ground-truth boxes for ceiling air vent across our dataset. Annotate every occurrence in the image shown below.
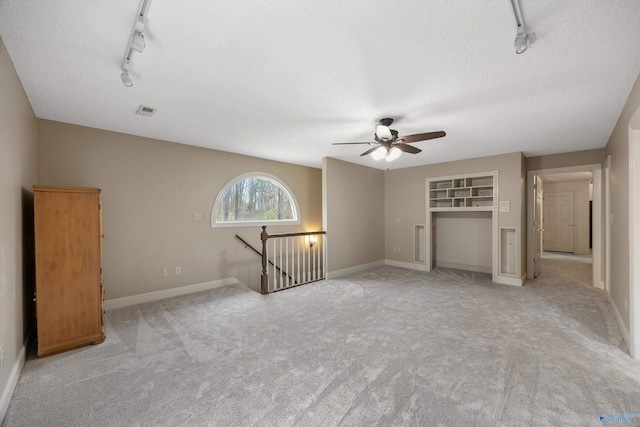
[135,105,156,117]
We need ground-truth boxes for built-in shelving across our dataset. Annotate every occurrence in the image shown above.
[424,170,520,286]
[428,173,496,210]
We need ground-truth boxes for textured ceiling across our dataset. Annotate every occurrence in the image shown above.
[1,0,640,170]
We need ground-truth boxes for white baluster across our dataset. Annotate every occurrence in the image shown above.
[316,234,320,280]
[279,238,283,290]
[272,238,277,290]
[296,236,304,283]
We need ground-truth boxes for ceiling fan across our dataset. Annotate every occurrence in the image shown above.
[333,118,446,162]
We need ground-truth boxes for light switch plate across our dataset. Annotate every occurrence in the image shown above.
[499,201,511,212]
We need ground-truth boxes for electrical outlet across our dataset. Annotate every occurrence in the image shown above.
[192,212,202,221]
[162,268,168,277]
[0,342,4,367]
[175,266,181,275]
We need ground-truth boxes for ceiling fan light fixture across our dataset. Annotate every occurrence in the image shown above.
[371,146,387,161]
[375,124,393,142]
[385,147,402,162]
[332,117,446,160]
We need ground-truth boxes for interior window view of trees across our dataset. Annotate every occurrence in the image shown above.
[215,176,296,222]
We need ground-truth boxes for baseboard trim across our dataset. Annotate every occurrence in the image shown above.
[385,259,427,271]
[103,278,242,311]
[326,260,385,279]
[385,260,524,287]
[1,329,33,425]
[435,261,492,274]
[609,295,631,353]
[495,274,525,287]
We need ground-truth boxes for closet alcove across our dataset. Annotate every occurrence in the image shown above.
[424,170,520,286]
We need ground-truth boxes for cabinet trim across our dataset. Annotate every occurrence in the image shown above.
[33,185,101,194]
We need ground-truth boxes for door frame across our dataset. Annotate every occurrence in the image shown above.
[526,164,602,288]
[629,121,640,358]
[533,175,542,277]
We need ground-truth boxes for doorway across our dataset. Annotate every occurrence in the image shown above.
[527,165,603,289]
[544,191,576,253]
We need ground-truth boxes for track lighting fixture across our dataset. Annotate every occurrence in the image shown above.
[131,31,145,53]
[120,0,152,87]
[515,32,528,54]
[120,69,133,87]
[509,0,536,54]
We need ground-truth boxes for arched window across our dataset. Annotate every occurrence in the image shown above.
[212,172,299,227]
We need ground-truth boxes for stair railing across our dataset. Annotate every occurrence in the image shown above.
[234,234,294,285]
[260,226,326,294]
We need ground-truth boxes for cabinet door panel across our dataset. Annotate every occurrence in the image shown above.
[34,187,103,356]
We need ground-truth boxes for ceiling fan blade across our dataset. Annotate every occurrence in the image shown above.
[393,143,422,154]
[375,124,393,141]
[360,146,383,156]
[332,142,374,145]
[401,131,446,143]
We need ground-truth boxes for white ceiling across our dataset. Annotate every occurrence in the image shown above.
[1,1,640,170]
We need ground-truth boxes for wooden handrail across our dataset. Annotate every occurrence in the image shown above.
[234,234,295,288]
[235,234,262,257]
[267,230,326,239]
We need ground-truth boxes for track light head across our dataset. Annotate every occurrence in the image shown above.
[514,31,537,54]
[120,69,133,87]
[510,0,537,54]
[131,31,145,53]
[515,34,528,54]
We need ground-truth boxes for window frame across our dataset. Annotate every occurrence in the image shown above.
[211,172,300,228]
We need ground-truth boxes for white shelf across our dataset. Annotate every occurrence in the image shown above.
[428,172,497,211]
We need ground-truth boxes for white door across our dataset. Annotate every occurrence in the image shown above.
[544,191,575,253]
[534,176,543,277]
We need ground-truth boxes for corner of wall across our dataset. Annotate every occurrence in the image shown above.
[0,33,38,425]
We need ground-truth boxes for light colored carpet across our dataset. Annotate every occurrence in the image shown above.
[4,255,640,426]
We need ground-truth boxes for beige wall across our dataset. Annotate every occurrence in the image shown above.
[526,148,605,171]
[0,36,37,420]
[37,120,322,299]
[606,74,640,332]
[434,212,492,272]
[543,180,591,255]
[385,152,525,278]
[322,158,385,273]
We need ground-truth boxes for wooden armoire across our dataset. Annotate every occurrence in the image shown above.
[33,186,105,357]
